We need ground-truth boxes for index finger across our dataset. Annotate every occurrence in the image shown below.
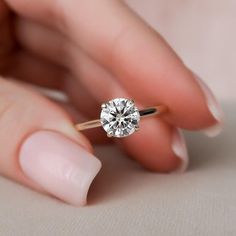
[6,0,223,132]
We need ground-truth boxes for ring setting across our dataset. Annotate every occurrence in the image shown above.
[100,98,140,138]
[75,98,167,138]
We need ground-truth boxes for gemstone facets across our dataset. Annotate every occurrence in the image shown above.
[100,98,140,138]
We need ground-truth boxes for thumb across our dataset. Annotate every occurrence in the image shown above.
[0,78,101,206]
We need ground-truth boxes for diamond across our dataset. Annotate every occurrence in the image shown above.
[100,98,140,138]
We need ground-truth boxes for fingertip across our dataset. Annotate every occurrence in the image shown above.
[19,130,101,206]
[119,118,182,173]
[0,78,100,206]
[192,72,224,133]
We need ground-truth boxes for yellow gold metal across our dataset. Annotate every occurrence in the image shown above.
[75,105,167,132]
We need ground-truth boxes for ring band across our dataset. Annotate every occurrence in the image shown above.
[75,98,167,138]
[76,106,167,130]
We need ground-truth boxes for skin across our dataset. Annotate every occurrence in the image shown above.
[0,0,219,198]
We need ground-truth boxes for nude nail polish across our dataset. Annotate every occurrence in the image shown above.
[171,128,189,172]
[19,131,101,206]
[193,74,224,137]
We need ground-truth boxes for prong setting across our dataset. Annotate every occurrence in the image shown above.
[101,103,106,109]
[107,132,113,138]
[100,98,140,138]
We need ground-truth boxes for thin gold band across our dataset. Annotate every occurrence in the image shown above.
[75,105,167,131]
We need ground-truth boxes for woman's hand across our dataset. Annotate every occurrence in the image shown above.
[0,0,223,206]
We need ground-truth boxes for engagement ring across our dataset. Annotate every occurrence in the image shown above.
[75,98,167,138]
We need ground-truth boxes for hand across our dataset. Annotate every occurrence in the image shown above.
[0,0,223,206]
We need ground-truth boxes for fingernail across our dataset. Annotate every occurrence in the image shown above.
[171,128,189,173]
[193,73,224,137]
[19,130,101,206]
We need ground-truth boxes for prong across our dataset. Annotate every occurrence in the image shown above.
[130,99,135,104]
[135,125,140,131]
[101,103,106,109]
[107,132,113,137]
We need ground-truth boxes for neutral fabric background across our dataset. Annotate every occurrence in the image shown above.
[0,105,235,236]
[0,1,235,235]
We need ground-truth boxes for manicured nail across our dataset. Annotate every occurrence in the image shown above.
[193,73,224,137]
[19,130,101,206]
[171,128,189,173]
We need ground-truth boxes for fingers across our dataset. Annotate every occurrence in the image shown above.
[118,118,188,172]
[6,0,223,132]
[5,0,223,174]
[14,18,188,172]
[15,18,127,112]
[14,18,70,67]
[4,49,103,119]
[0,77,101,206]
[4,50,65,89]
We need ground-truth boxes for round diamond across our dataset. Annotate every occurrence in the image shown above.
[100,98,140,138]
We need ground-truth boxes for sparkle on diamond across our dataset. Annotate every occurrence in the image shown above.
[100,98,140,138]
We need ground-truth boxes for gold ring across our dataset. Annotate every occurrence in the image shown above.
[75,98,167,138]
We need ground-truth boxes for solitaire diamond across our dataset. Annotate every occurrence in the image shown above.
[100,98,140,138]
